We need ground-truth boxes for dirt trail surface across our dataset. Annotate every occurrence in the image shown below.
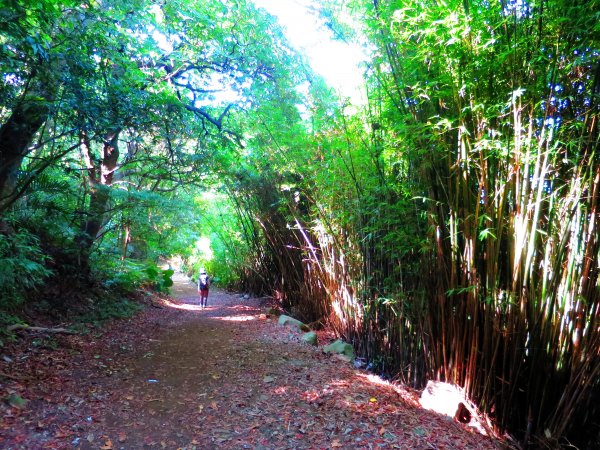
[1,275,500,449]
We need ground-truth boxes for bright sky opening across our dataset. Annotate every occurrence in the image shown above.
[252,0,366,104]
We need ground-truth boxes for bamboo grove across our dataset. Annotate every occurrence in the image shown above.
[362,1,600,446]
[227,0,600,447]
[1,0,598,448]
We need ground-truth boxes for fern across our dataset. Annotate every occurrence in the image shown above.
[0,231,53,308]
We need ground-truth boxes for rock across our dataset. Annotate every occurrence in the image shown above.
[323,339,354,360]
[419,380,472,423]
[455,401,472,423]
[266,307,281,317]
[353,357,366,369]
[302,331,318,345]
[243,294,250,300]
[277,314,305,330]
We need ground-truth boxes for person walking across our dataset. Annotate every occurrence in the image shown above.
[198,268,210,308]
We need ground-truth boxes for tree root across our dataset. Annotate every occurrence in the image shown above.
[6,324,77,334]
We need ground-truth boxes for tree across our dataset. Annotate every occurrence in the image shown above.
[0,0,80,211]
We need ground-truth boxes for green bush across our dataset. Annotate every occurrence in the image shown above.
[78,295,142,326]
[144,264,174,293]
[0,231,53,309]
[97,257,173,294]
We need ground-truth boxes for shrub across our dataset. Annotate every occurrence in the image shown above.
[97,257,173,294]
[0,231,53,309]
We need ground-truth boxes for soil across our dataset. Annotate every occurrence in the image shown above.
[1,274,501,449]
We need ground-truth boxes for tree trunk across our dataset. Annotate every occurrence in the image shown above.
[77,129,121,268]
[0,79,54,212]
[121,223,131,260]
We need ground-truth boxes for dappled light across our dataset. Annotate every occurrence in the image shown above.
[272,386,289,395]
[229,305,259,311]
[162,299,204,312]
[217,314,256,322]
[214,305,260,321]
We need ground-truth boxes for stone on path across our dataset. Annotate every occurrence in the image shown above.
[277,314,304,330]
[302,331,318,345]
[323,339,354,361]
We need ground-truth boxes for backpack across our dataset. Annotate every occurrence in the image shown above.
[198,273,209,289]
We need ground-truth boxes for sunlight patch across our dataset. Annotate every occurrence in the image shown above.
[217,315,256,322]
[163,300,204,311]
[273,386,288,395]
[229,305,258,311]
[357,372,391,387]
[355,373,419,406]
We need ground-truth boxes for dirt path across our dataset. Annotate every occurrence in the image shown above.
[1,275,500,449]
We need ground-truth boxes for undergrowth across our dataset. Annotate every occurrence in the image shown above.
[74,294,143,328]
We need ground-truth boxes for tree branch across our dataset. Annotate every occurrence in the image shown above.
[185,103,234,131]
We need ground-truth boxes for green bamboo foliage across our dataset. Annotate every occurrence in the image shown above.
[351,0,600,445]
[222,0,599,444]
[288,101,430,382]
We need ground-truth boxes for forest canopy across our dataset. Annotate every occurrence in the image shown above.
[1,0,599,448]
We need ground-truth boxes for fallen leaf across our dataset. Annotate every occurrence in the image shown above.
[118,431,127,442]
[332,439,343,448]
[370,397,377,403]
[413,426,427,437]
[263,376,275,383]
[54,428,74,438]
[100,438,113,449]
[211,400,218,410]
[6,394,28,409]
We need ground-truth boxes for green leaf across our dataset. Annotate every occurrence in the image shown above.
[6,394,28,409]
